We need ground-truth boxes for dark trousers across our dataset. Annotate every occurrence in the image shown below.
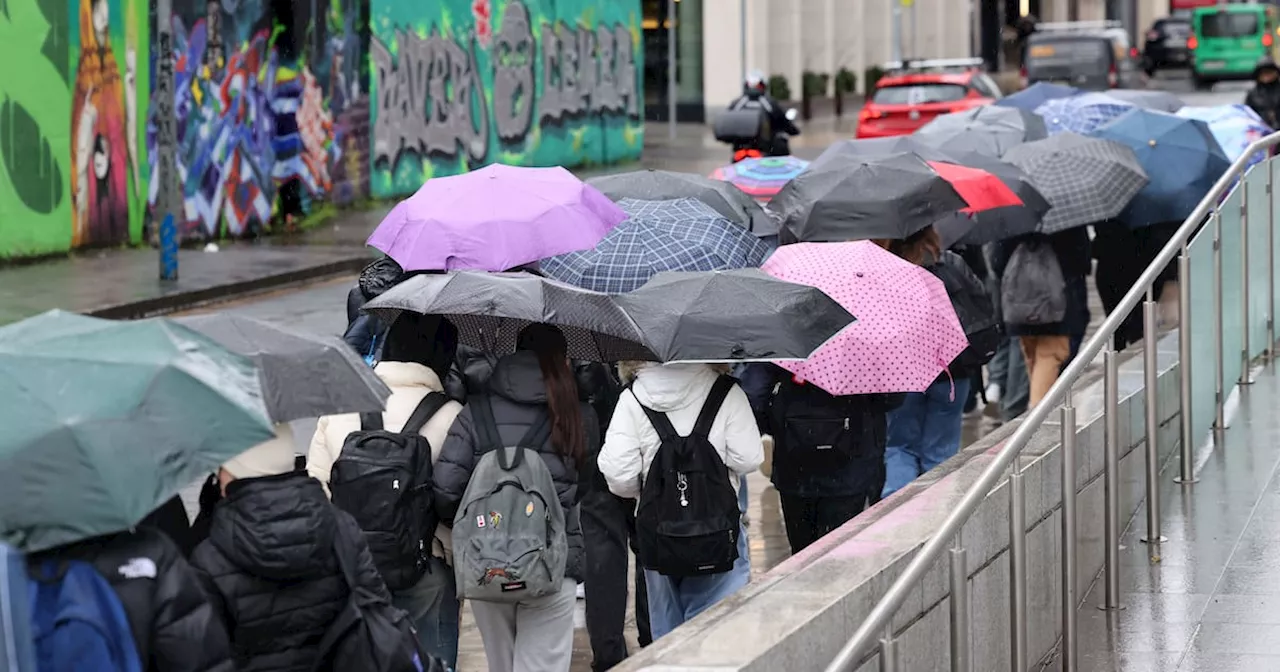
[778,493,875,555]
[581,488,651,671]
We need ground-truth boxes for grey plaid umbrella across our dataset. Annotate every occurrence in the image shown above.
[613,269,855,362]
[588,169,777,236]
[175,314,390,422]
[540,198,774,294]
[1104,89,1184,113]
[362,273,658,363]
[914,106,1049,157]
[1002,133,1149,233]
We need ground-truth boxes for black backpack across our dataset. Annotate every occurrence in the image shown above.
[930,251,1001,369]
[634,375,741,577]
[330,393,447,592]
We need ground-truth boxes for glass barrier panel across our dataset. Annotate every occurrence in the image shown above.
[1188,219,1218,445]
[1220,184,1246,398]
[1245,162,1273,359]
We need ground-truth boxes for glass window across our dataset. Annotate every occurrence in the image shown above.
[872,84,968,105]
[1200,12,1260,38]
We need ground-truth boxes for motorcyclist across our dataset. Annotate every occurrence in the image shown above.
[1245,58,1280,128]
[725,70,800,160]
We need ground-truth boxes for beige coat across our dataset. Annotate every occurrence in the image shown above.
[309,361,463,563]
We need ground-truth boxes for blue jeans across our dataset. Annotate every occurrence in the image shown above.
[643,524,751,640]
[392,556,460,668]
[881,377,972,497]
[738,474,749,516]
[990,336,1030,421]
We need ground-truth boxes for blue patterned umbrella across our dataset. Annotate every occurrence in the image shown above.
[540,198,775,294]
[995,82,1079,111]
[1090,108,1231,228]
[1177,105,1273,168]
[1036,92,1136,135]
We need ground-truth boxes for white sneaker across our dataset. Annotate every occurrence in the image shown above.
[576,582,586,600]
[985,383,1002,404]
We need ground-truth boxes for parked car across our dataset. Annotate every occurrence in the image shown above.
[1189,3,1280,90]
[1142,16,1192,75]
[1021,21,1145,90]
[855,58,1002,139]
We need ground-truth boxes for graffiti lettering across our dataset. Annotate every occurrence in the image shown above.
[492,0,534,142]
[538,20,638,125]
[371,30,490,169]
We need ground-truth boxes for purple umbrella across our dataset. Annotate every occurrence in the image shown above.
[367,164,627,271]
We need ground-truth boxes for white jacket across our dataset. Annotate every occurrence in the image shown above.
[308,361,464,562]
[599,363,764,500]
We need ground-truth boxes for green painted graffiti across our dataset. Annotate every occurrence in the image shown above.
[368,0,645,199]
[0,96,63,214]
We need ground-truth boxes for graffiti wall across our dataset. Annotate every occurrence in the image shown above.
[149,0,366,240]
[369,0,645,198]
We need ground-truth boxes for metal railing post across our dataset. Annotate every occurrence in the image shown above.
[1060,399,1078,672]
[880,625,898,672]
[1213,211,1226,436]
[1141,295,1167,545]
[1009,470,1028,672]
[949,535,970,672]
[1101,348,1124,610]
[1176,245,1197,485]
[1242,179,1253,384]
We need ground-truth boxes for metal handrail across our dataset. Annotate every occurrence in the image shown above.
[826,131,1280,672]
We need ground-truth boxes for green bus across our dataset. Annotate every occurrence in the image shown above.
[1190,3,1280,89]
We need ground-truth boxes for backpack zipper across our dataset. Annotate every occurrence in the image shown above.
[677,473,689,507]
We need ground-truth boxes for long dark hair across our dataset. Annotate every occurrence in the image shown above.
[517,323,585,463]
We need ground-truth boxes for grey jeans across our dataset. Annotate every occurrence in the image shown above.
[470,579,577,672]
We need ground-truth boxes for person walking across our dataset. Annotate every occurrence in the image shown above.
[434,324,592,672]
[598,362,762,640]
[308,313,465,668]
[191,430,399,670]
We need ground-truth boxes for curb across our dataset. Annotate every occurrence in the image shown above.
[86,254,370,320]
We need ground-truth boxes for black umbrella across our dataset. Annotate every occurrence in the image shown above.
[361,272,658,363]
[771,152,969,243]
[913,105,1049,157]
[612,269,855,362]
[175,314,390,422]
[588,169,778,237]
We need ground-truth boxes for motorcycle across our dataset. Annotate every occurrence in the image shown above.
[715,107,800,163]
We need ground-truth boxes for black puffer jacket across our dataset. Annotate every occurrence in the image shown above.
[191,472,392,671]
[48,528,233,672]
[434,351,596,582]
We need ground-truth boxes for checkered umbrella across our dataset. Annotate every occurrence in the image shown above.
[710,156,811,203]
[914,106,1049,157]
[540,198,775,294]
[1002,133,1149,234]
[587,169,777,236]
[1035,92,1136,136]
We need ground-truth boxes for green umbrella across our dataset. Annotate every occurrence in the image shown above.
[0,311,275,552]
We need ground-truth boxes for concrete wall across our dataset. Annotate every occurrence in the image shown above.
[615,332,1183,671]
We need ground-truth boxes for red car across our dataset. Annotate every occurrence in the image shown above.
[856,58,1004,139]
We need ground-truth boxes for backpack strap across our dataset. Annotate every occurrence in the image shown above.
[692,376,737,439]
[402,392,448,435]
[469,395,503,453]
[632,388,680,442]
[358,410,383,432]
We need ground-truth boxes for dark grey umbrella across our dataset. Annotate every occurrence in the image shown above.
[612,269,855,362]
[771,152,968,243]
[176,314,391,422]
[1104,89,1184,113]
[1002,133,1149,233]
[362,272,658,363]
[914,106,1049,157]
[588,169,777,237]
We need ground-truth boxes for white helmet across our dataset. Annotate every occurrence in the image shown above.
[745,69,767,92]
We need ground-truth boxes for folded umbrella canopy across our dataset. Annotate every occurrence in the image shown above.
[367,164,626,272]
[913,105,1049,157]
[1035,92,1135,135]
[1090,108,1231,228]
[0,311,276,552]
[760,241,969,395]
[995,81,1079,111]
[175,314,391,422]
[710,156,811,204]
[612,269,855,363]
[1003,133,1149,233]
[361,272,658,363]
[1103,89,1184,113]
[540,198,774,294]
[1177,105,1273,169]
[588,169,777,236]
[770,152,1008,243]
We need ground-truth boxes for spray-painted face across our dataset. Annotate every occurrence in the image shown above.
[93,135,109,181]
[91,0,109,42]
[492,0,535,142]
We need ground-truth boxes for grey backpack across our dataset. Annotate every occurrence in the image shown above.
[452,396,567,603]
[1001,239,1067,327]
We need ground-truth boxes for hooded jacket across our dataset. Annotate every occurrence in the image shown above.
[48,528,234,672]
[598,363,764,501]
[308,361,464,563]
[433,351,593,582]
[1247,62,1280,128]
[190,472,392,672]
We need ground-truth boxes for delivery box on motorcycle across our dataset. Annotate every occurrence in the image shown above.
[713,108,772,145]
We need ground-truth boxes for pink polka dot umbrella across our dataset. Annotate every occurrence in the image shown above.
[710,156,810,204]
[760,240,969,395]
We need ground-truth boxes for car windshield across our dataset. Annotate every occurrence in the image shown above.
[1200,12,1260,38]
[1026,39,1111,75]
[871,84,967,105]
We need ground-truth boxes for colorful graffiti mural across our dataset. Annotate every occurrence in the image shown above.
[148,0,364,240]
[369,0,645,198]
